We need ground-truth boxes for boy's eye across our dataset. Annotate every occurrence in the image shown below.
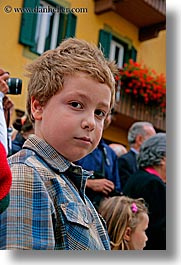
[95,109,106,118]
[70,102,82,109]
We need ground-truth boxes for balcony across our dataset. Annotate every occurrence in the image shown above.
[94,0,166,41]
[114,90,166,131]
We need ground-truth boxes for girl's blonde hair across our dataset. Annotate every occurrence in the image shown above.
[99,196,148,250]
[25,38,117,122]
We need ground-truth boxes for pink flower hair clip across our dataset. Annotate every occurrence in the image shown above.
[131,203,138,213]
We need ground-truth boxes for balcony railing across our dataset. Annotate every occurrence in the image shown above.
[114,90,166,131]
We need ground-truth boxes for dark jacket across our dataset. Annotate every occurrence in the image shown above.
[11,132,26,155]
[76,139,122,192]
[76,139,122,209]
[123,169,166,250]
[118,149,138,188]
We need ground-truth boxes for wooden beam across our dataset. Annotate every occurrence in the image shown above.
[94,0,115,14]
[139,22,166,41]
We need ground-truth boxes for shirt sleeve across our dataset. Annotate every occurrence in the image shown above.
[0,92,8,154]
[0,163,55,249]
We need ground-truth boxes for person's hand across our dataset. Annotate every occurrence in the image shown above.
[86,178,115,196]
[3,96,14,127]
[0,69,10,95]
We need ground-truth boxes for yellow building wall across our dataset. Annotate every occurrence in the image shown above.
[0,0,166,121]
[138,30,166,74]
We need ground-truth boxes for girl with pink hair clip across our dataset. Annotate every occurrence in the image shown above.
[99,195,149,250]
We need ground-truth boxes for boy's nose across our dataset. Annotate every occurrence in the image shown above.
[81,114,96,131]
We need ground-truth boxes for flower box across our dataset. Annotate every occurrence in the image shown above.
[114,90,166,131]
[115,59,166,131]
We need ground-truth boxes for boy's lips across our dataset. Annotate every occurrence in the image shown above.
[74,136,92,144]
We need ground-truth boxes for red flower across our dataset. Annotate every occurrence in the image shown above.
[116,59,166,112]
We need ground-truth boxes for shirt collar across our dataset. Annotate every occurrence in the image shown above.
[130,147,139,154]
[144,167,160,177]
[65,163,91,194]
[23,135,91,193]
[23,134,71,173]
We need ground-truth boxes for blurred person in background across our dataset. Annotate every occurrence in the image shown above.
[0,69,10,154]
[118,121,156,188]
[0,68,14,155]
[123,133,166,250]
[109,143,127,158]
[11,114,34,155]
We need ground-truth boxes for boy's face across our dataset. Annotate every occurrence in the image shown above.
[32,73,111,162]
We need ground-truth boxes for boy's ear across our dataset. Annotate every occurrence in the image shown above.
[31,97,43,121]
[123,227,131,242]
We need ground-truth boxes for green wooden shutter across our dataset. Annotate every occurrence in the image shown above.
[19,0,39,46]
[98,30,112,59]
[129,46,137,61]
[57,13,67,45]
[124,46,130,64]
[65,13,77,38]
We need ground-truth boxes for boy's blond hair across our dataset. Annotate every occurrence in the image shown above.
[25,38,117,122]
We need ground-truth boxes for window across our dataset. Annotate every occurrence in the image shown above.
[98,29,137,67]
[109,40,124,68]
[19,0,77,55]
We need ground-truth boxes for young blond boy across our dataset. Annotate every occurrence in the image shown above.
[0,38,117,250]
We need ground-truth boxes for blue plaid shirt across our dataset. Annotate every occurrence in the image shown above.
[0,135,110,250]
